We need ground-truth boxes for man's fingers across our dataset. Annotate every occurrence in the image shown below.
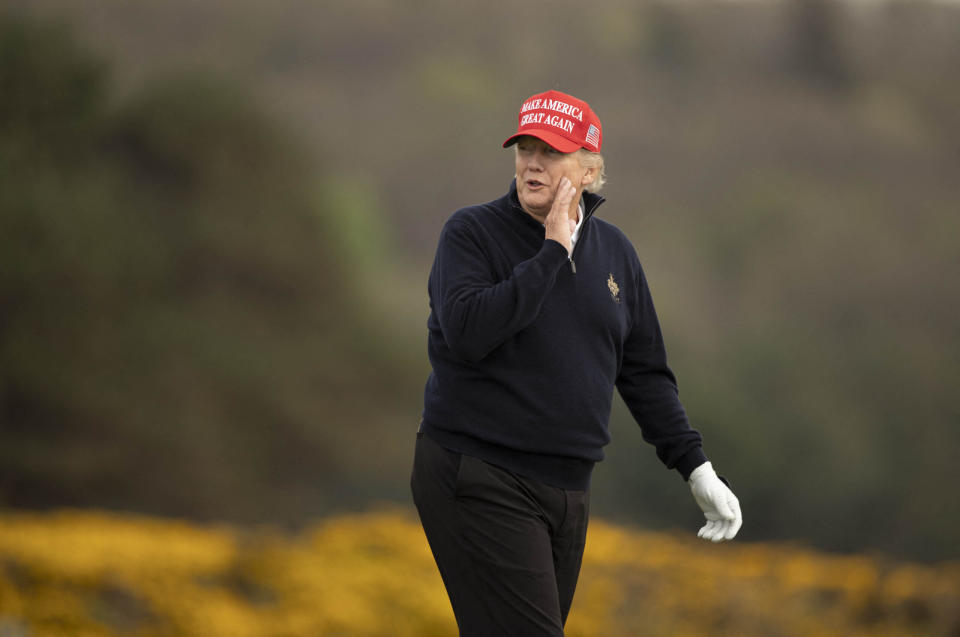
[724,517,742,540]
[699,519,718,537]
[543,177,577,253]
[698,509,741,542]
[700,519,734,542]
[725,498,743,539]
[698,492,742,541]
[699,520,720,540]
[548,177,574,221]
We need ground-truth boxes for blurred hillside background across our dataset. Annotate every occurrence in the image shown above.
[1,0,958,565]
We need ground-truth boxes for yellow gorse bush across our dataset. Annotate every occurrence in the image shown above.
[0,509,957,636]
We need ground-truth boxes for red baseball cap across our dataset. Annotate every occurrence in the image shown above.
[503,89,603,153]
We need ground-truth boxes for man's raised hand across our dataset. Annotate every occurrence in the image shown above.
[544,177,577,254]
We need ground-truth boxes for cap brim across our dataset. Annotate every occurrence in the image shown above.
[502,129,581,153]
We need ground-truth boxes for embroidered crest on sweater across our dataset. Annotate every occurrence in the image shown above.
[607,273,621,303]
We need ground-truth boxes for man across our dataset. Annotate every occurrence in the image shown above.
[411,89,742,637]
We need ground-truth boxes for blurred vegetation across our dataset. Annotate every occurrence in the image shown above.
[1,0,959,563]
[0,509,958,636]
[0,12,413,524]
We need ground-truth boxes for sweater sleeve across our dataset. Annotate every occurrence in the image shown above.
[615,264,707,479]
[430,218,569,363]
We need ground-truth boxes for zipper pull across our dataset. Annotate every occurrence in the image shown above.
[569,257,577,274]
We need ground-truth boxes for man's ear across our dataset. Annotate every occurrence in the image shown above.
[581,166,597,186]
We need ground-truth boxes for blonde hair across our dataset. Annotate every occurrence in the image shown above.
[577,149,606,193]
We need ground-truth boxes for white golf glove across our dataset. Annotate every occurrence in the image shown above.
[689,462,742,542]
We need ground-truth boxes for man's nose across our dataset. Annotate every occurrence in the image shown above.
[528,150,545,170]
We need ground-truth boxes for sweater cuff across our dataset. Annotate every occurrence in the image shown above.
[676,447,709,481]
[540,238,571,263]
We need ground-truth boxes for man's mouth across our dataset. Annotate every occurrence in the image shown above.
[525,179,546,190]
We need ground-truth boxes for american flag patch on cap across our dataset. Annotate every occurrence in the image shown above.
[585,124,601,148]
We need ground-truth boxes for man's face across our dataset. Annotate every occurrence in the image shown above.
[514,136,589,220]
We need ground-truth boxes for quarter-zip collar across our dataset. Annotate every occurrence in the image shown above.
[503,179,605,274]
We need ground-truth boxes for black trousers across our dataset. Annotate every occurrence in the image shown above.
[410,433,590,637]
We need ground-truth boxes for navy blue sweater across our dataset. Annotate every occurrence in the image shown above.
[421,180,706,490]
